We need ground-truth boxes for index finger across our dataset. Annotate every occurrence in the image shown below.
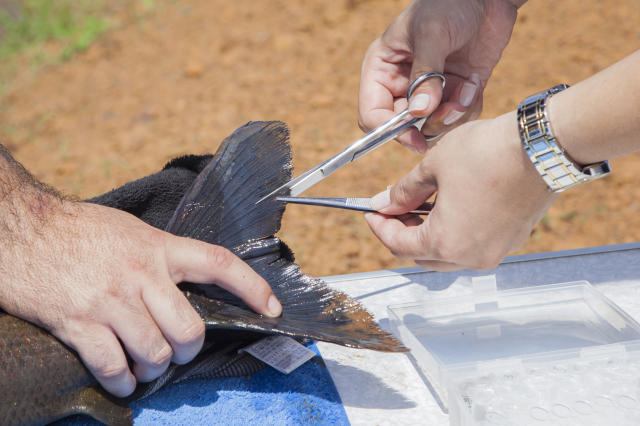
[164,236,282,317]
[359,40,428,152]
[358,39,410,131]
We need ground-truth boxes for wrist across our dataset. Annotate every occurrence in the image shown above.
[0,148,65,238]
[543,51,640,164]
[546,89,605,166]
[495,110,551,193]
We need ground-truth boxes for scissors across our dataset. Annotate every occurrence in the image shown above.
[256,72,445,207]
[276,196,433,215]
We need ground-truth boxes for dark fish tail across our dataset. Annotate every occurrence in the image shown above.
[165,121,291,246]
[167,121,406,352]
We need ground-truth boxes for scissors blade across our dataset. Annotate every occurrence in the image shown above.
[277,196,433,215]
[256,111,418,205]
[256,150,351,204]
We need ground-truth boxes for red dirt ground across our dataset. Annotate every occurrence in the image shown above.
[1,0,639,276]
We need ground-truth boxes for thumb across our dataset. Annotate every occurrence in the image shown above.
[406,38,447,118]
[371,161,437,215]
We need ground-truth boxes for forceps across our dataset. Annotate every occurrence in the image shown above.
[276,196,433,215]
[256,72,446,204]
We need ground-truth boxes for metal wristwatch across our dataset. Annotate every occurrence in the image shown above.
[517,84,611,193]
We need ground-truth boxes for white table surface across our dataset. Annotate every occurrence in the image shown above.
[317,242,640,426]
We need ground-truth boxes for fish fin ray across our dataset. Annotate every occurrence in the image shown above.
[165,121,291,247]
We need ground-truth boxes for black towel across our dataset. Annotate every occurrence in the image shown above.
[87,154,213,229]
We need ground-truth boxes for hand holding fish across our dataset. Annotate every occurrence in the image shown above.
[0,149,282,398]
[1,122,403,425]
[358,0,525,153]
[365,51,640,270]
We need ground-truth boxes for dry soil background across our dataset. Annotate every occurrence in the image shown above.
[1,0,639,276]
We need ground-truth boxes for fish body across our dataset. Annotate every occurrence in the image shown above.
[0,314,131,425]
[0,122,404,425]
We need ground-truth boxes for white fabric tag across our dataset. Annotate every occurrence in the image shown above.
[239,335,316,374]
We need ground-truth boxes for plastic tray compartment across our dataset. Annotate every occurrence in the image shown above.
[388,279,640,425]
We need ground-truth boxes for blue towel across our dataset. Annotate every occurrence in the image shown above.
[57,343,349,425]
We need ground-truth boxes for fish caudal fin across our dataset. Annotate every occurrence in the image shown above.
[169,121,406,353]
[166,121,291,247]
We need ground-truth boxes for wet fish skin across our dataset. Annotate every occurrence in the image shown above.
[0,121,405,425]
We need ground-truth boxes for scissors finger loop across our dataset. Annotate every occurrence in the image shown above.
[407,72,446,100]
[424,132,444,142]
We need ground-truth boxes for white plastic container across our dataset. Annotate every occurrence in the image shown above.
[388,279,640,425]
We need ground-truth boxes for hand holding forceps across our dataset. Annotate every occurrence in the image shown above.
[256,72,446,213]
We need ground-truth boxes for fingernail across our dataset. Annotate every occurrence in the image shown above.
[443,110,465,126]
[408,93,431,113]
[114,373,136,398]
[459,80,478,108]
[370,189,391,211]
[267,294,282,317]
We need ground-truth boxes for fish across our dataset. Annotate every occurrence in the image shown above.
[0,121,406,425]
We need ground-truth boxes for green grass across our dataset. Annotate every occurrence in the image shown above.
[559,210,579,222]
[0,0,109,60]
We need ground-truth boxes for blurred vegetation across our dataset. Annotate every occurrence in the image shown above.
[0,0,108,60]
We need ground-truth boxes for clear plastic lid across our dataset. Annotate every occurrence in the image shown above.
[388,279,640,424]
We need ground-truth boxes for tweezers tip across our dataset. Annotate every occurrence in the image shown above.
[255,190,284,205]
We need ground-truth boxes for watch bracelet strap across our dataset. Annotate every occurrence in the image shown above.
[517,84,611,193]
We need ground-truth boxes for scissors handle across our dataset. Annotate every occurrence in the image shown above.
[338,71,447,162]
[318,72,447,175]
[407,72,446,101]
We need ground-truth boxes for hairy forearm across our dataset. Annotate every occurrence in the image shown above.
[0,144,28,203]
[548,49,640,165]
[0,144,64,244]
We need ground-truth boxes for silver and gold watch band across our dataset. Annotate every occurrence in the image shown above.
[517,84,611,193]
